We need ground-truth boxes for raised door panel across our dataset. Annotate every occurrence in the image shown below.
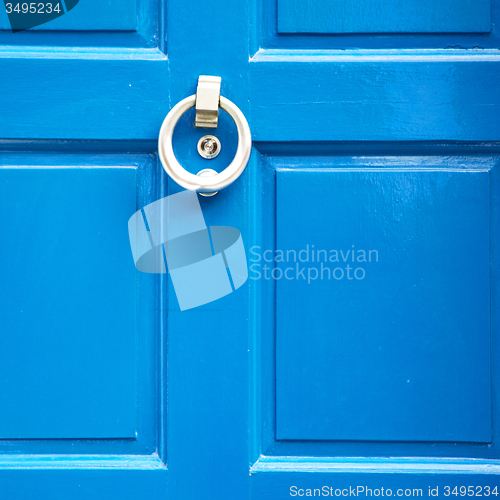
[0,154,165,498]
[249,0,500,494]
[278,0,491,34]
[257,0,500,54]
[249,58,500,142]
[0,164,137,439]
[275,168,490,443]
[248,153,500,498]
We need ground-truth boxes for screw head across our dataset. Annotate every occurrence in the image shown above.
[203,138,217,154]
[197,135,221,159]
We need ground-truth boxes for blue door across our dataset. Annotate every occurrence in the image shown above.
[1,0,500,498]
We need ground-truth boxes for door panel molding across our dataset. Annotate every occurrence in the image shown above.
[250,55,500,142]
[249,151,500,461]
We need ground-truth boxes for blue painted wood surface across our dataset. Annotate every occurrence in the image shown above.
[275,168,491,442]
[0,456,167,500]
[0,50,168,140]
[0,154,163,494]
[250,54,500,142]
[250,461,500,499]
[258,0,500,50]
[0,0,499,496]
[0,165,138,438]
[277,0,491,34]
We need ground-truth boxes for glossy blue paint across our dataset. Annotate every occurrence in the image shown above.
[250,54,500,142]
[256,0,500,50]
[251,466,500,500]
[0,165,137,438]
[277,0,491,34]
[0,0,499,496]
[0,154,162,495]
[275,168,491,442]
[0,456,167,500]
[0,49,168,140]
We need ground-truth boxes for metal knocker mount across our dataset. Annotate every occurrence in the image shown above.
[158,75,252,195]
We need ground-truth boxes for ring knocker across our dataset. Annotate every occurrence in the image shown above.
[158,76,251,194]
